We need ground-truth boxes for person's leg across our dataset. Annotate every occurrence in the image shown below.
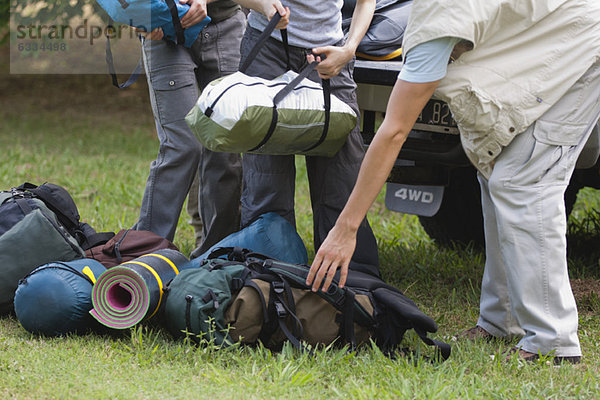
[186,172,204,248]
[135,38,201,241]
[190,11,245,255]
[476,174,525,339]
[481,59,600,357]
[239,28,298,228]
[305,57,380,274]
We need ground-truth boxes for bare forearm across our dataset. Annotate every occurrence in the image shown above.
[336,80,441,232]
[344,0,376,54]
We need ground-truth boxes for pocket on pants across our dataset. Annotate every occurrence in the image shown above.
[150,68,198,125]
[507,122,584,187]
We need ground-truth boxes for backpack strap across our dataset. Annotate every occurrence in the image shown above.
[414,329,451,361]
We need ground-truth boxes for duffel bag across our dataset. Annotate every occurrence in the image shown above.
[185,13,357,158]
[163,247,451,360]
[0,188,85,315]
[14,258,106,336]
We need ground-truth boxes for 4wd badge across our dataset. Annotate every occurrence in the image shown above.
[384,183,444,217]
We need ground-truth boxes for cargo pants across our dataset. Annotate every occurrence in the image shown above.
[135,10,245,253]
[477,59,600,357]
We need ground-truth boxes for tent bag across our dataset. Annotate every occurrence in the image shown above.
[185,13,357,157]
[14,259,106,336]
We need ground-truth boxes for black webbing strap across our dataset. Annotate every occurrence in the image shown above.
[302,78,331,152]
[340,289,357,348]
[165,0,186,45]
[240,13,287,74]
[15,198,33,216]
[415,329,452,361]
[18,262,94,285]
[105,19,143,89]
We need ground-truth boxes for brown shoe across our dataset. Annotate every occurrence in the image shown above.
[453,325,494,341]
[504,347,581,364]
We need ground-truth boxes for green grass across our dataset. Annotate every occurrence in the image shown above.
[1,71,600,399]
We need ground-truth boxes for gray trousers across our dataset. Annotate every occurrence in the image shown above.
[239,27,379,274]
[135,11,245,253]
[477,59,600,356]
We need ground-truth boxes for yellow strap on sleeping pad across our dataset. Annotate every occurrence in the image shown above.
[145,253,180,274]
[123,261,164,319]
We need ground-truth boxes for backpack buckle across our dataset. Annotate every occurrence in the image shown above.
[272,281,285,295]
[274,301,287,319]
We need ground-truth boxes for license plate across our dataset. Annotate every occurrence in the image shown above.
[414,99,459,134]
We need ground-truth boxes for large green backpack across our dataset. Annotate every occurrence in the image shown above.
[163,248,450,359]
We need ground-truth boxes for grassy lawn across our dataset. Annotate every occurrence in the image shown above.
[1,63,600,399]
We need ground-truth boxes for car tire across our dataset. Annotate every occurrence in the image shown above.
[418,167,583,249]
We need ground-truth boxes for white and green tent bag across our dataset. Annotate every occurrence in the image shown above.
[185,14,357,158]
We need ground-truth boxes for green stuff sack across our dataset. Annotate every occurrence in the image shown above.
[0,193,84,315]
[185,13,357,158]
[163,259,248,345]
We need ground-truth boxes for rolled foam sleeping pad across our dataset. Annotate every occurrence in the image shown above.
[14,258,106,336]
[90,249,188,329]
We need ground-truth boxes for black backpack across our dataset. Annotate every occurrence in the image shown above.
[164,247,451,360]
[0,183,113,314]
[8,183,113,250]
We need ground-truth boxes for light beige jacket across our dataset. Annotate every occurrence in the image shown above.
[403,0,600,177]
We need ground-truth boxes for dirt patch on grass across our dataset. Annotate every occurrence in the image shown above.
[571,278,600,314]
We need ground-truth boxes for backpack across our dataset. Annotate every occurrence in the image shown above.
[85,228,179,269]
[0,183,107,315]
[343,0,412,61]
[185,13,358,158]
[163,247,451,360]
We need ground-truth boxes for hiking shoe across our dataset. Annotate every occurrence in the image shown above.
[453,325,494,341]
[504,347,581,365]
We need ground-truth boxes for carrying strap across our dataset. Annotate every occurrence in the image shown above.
[240,13,290,73]
[105,20,143,89]
[19,262,95,286]
[165,0,186,45]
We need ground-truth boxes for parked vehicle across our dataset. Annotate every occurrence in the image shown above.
[354,59,600,247]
